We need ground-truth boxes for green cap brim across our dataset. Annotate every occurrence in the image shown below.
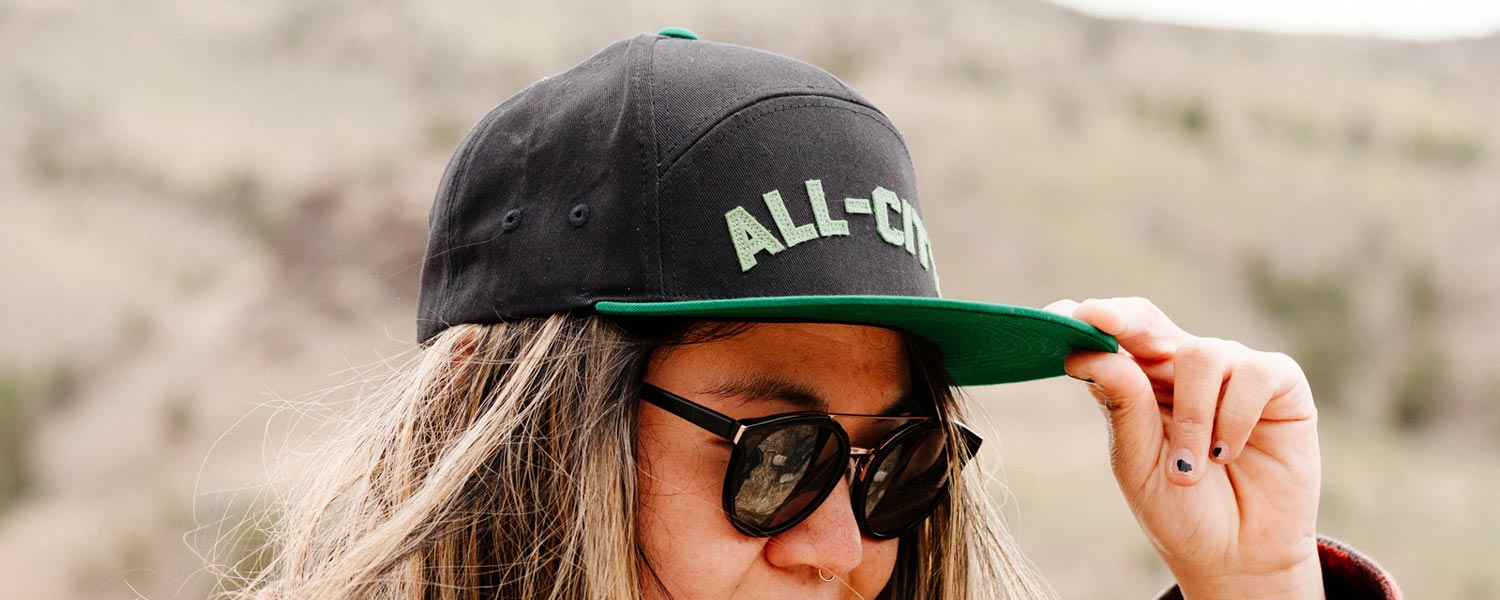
[594,295,1118,386]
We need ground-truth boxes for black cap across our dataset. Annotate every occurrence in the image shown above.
[416,29,1116,385]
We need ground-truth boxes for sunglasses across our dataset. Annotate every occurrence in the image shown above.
[639,383,982,539]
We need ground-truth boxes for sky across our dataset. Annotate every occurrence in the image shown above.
[1045,0,1500,40]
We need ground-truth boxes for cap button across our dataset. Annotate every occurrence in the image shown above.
[657,27,698,40]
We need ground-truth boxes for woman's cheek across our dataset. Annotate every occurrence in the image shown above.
[636,411,767,598]
[850,536,900,593]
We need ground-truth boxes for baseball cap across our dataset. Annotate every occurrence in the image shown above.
[416,27,1117,386]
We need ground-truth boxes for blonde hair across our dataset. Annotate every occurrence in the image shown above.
[237,314,1054,599]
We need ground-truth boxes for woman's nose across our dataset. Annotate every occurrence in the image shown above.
[761,479,864,577]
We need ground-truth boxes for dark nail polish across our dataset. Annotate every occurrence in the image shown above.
[1212,446,1223,458]
[1171,449,1193,474]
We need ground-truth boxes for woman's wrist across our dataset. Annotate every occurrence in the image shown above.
[1172,553,1324,600]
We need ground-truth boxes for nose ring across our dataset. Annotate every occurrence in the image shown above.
[818,568,836,582]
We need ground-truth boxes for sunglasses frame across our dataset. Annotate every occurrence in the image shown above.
[639,383,982,539]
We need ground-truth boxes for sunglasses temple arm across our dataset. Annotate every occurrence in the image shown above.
[639,384,744,442]
[958,422,983,458]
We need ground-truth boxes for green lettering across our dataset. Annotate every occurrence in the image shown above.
[872,187,904,246]
[804,180,848,237]
[763,190,818,247]
[912,209,933,270]
[901,198,917,255]
[844,197,872,214]
[724,206,786,271]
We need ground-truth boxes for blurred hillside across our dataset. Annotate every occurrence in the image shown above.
[1,0,1496,598]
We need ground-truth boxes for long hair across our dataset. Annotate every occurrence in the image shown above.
[236,314,1055,599]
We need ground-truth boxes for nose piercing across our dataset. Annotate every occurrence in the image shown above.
[818,568,836,582]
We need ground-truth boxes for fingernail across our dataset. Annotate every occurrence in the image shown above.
[1211,441,1227,459]
[1171,449,1194,474]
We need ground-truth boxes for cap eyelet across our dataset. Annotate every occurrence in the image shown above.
[569,204,590,228]
[501,208,522,232]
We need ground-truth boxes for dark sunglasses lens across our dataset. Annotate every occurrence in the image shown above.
[862,425,953,537]
[729,423,844,534]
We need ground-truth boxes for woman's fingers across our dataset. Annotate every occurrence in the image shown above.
[1048,298,1168,486]
[1047,297,1313,490]
[1212,350,1317,462]
[1209,355,1276,464]
[1049,298,1231,488]
[1041,298,1081,317]
[1062,349,1164,487]
[1048,297,1325,591]
[1167,338,1236,485]
[1072,297,1194,361]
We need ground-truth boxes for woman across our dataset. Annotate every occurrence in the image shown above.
[251,29,1398,599]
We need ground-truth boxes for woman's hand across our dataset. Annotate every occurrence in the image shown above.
[1045,297,1323,600]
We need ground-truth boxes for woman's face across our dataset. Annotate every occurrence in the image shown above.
[637,322,912,599]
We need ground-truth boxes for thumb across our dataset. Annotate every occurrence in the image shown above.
[1064,349,1164,489]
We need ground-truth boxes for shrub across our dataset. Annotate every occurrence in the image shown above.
[1403,125,1484,167]
[202,170,280,246]
[0,369,36,513]
[1390,347,1447,431]
[1177,97,1211,138]
[163,391,195,446]
[40,360,79,413]
[1242,250,1361,409]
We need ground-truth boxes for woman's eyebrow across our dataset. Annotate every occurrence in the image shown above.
[697,374,914,416]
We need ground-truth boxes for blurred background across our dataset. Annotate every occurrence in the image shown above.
[1,0,1496,597]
